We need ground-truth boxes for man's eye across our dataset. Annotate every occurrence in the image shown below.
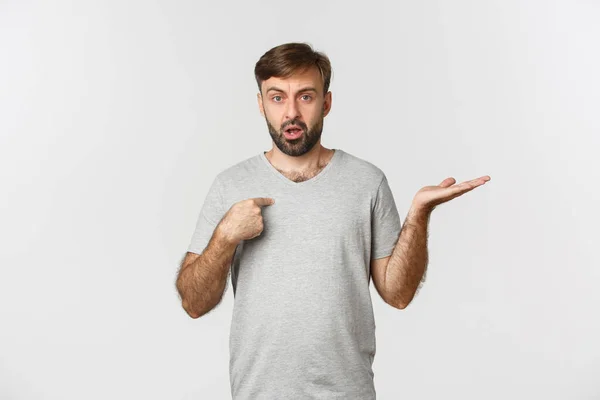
[301,95,312,101]
[272,96,282,102]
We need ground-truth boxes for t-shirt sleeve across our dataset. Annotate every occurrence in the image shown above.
[371,174,402,259]
[187,176,226,255]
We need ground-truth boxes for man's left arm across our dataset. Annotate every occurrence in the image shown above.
[378,205,431,309]
[373,175,491,309]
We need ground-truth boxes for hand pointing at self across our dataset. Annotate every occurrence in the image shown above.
[219,197,275,245]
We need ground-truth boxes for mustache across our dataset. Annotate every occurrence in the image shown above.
[282,122,307,131]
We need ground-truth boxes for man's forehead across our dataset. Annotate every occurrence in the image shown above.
[265,83,318,94]
[262,70,323,93]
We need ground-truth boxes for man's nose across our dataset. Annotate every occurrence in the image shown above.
[285,99,300,120]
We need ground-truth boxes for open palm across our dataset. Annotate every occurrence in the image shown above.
[413,176,491,211]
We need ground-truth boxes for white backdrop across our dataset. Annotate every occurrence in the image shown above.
[1,1,599,399]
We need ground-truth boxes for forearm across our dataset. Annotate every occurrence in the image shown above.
[385,205,431,308]
[176,223,238,318]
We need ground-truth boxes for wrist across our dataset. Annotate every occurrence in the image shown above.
[216,220,239,246]
[408,203,432,221]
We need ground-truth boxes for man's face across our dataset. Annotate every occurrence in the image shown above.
[258,67,332,157]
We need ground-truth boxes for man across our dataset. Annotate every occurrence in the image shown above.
[176,42,490,399]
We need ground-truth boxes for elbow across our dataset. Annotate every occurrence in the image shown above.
[186,309,201,319]
[395,301,410,310]
[387,295,411,310]
[181,298,201,319]
[390,300,409,310]
[176,279,202,319]
[385,286,419,310]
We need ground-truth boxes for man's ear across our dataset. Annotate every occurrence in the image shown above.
[257,92,265,117]
[323,91,332,117]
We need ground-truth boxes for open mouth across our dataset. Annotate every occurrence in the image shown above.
[284,126,303,140]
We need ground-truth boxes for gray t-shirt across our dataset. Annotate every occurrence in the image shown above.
[187,148,401,399]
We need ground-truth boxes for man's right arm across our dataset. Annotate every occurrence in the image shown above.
[176,196,274,318]
[176,222,238,319]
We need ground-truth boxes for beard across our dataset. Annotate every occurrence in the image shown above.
[265,109,324,157]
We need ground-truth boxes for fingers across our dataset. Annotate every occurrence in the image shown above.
[438,177,456,187]
[448,177,487,195]
[439,176,490,188]
[463,176,490,187]
[252,197,275,207]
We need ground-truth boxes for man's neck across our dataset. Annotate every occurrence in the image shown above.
[264,144,335,182]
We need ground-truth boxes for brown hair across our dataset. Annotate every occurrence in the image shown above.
[254,42,333,96]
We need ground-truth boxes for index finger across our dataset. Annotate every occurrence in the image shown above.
[252,197,275,207]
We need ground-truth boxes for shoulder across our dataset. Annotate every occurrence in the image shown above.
[213,153,263,185]
[337,149,387,188]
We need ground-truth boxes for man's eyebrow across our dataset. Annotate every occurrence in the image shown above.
[266,86,318,94]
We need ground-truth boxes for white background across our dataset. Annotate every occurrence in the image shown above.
[1,1,599,399]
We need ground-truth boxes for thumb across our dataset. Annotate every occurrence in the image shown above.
[252,197,275,207]
[438,177,456,188]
